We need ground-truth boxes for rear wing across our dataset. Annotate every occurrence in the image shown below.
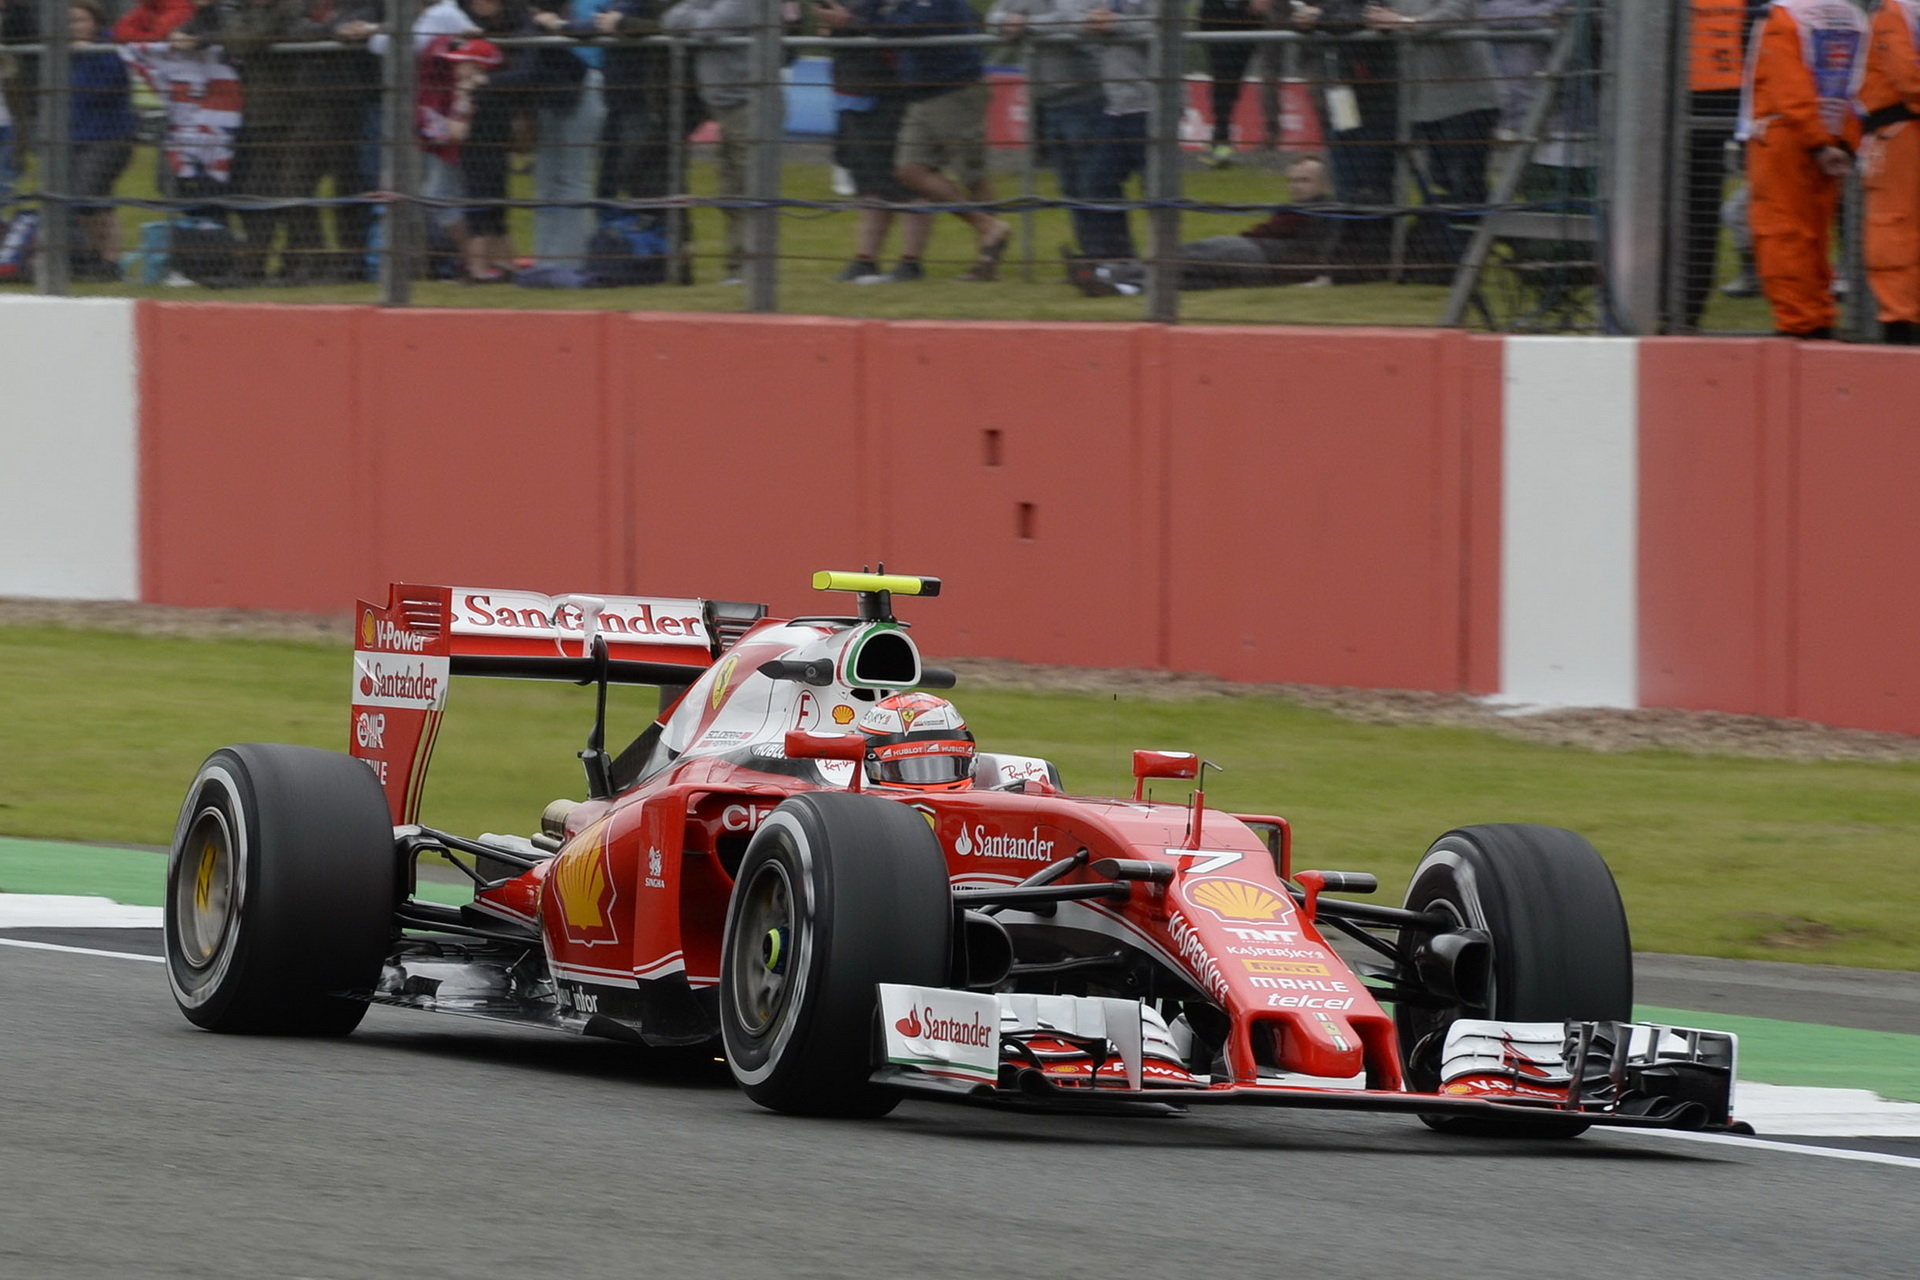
[350,582,767,823]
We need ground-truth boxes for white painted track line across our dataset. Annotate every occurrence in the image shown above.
[0,937,163,963]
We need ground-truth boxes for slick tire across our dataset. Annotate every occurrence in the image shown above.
[720,791,953,1117]
[165,744,398,1035]
[1395,823,1632,1139]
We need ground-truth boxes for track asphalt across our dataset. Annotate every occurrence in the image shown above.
[3,940,1916,1280]
[6,835,1920,1142]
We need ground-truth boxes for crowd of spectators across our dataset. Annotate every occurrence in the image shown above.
[12,0,1822,323]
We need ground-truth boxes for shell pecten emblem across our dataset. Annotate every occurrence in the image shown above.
[360,610,377,648]
[1182,876,1297,925]
[552,819,619,945]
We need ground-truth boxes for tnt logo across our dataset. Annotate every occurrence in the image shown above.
[354,712,386,749]
[1225,926,1302,943]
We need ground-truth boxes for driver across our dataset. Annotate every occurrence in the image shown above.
[857,692,975,791]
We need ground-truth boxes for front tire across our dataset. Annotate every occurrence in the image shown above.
[1396,823,1632,1138]
[165,744,398,1035]
[720,791,953,1117]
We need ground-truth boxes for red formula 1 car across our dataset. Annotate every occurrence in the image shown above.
[165,572,1741,1135]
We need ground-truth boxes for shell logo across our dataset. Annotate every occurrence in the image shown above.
[552,819,618,946]
[832,704,855,725]
[1183,877,1295,924]
[361,610,377,648]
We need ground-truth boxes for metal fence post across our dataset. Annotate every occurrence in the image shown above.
[379,0,421,306]
[744,0,783,311]
[1144,0,1184,323]
[1603,0,1675,334]
[36,0,73,295]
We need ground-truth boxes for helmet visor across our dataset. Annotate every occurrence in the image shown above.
[866,733,975,787]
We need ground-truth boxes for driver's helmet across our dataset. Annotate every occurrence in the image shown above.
[857,692,975,791]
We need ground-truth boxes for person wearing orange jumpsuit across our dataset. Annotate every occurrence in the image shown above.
[1743,0,1869,337]
[1860,0,1920,341]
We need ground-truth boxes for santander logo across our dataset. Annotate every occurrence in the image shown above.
[895,1004,993,1048]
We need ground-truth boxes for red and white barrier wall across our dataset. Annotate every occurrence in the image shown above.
[4,299,1915,735]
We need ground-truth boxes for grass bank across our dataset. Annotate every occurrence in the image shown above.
[2,624,1912,969]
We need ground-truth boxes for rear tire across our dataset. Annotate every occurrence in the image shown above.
[164,744,398,1035]
[1396,823,1632,1138]
[720,791,952,1117]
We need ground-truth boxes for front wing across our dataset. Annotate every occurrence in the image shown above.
[875,986,1743,1132]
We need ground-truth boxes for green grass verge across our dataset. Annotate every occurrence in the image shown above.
[1637,1005,1920,1104]
[3,151,1776,331]
[3,624,1915,969]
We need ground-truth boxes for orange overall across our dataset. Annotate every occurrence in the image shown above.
[1744,0,1867,335]
[1860,0,1920,326]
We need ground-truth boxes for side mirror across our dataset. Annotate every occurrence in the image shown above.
[1131,750,1197,800]
[784,729,865,761]
[785,730,867,791]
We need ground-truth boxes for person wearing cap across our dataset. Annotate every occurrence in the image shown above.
[418,33,504,279]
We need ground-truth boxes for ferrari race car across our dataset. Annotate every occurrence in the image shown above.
[164,571,1742,1135]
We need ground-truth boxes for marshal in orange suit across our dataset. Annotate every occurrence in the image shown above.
[1743,0,1869,337]
[1860,0,1920,341]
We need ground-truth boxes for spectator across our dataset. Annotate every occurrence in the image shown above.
[988,0,1105,282]
[880,0,1012,280]
[1,0,38,200]
[1062,0,1152,271]
[369,0,481,54]
[1068,153,1340,292]
[1365,0,1497,208]
[1743,0,1866,338]
[593,0,675,218]
[285,0,383,281]
[522,0,609,281]
[1672,0,1757,330]
[820,0,931,282]
[114,0,195,42]
[662,0,757,283]
[462,0,536,281]
[122,0,245,212]
[68,0,138,280]
[418,34,503,278]
[1197,0,1272,168]
[216,0,339,283]
[1859,0,1920,342]
[1292,0,1398,277]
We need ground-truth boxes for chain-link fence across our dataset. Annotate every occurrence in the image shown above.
[2,0,1621,328]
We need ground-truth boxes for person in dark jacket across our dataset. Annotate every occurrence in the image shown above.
[818,0,932,282]
[1291,0,1397,278]
[1067,153,1340,293]
[878,0,1011,279]
[68,0,138,278]
[593,0,678,209]
[461,0,535,279]
[212,0,336,281]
